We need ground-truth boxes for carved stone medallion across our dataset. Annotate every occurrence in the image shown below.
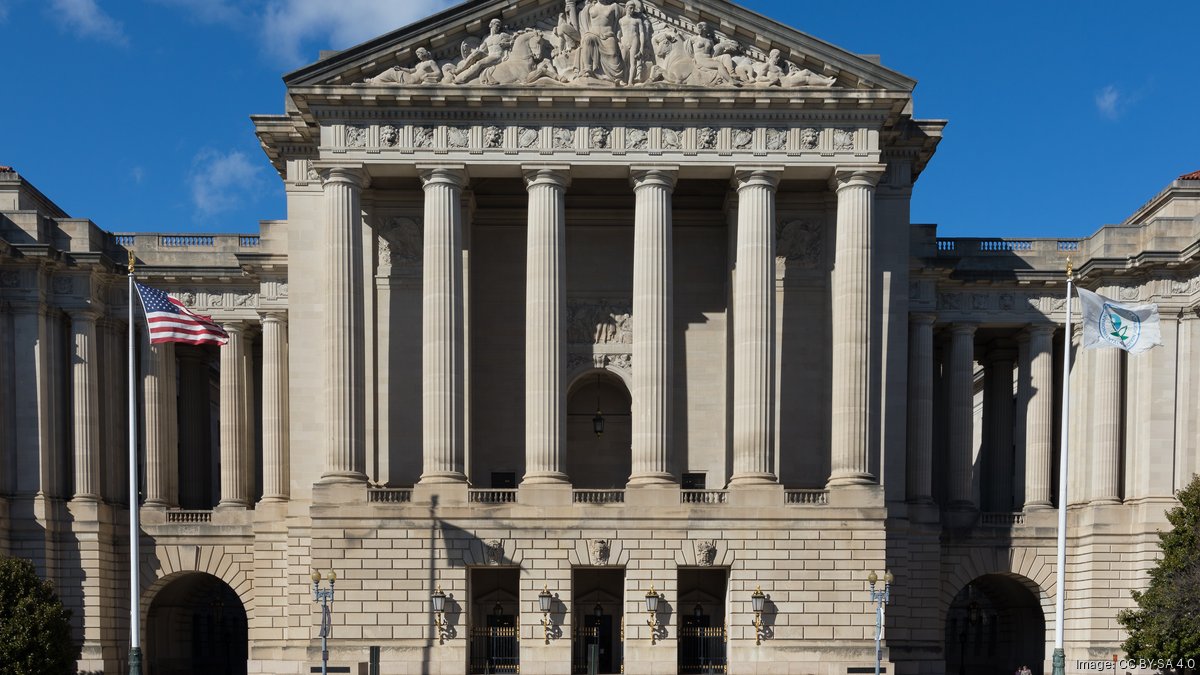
[484,539,504,565]
[589,539,611,566]
[776,220,822,268]
[695,540,717,566]
[567,300,632,344]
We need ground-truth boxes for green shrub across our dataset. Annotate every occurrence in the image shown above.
[0,557,79,675]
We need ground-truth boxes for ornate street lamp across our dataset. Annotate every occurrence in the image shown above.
[645,585,661,644]
[431,585,448,644]
[539,586,554,644]
[867,571,893,675]
[311,570,336,675]
[750,586,766,645]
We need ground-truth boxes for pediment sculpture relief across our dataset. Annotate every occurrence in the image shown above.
[359,0,837,89]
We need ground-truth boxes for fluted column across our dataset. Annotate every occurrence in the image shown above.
[142,341,176,507]
[728,168,780,486]
[827,168,882,486]
[218,322,249,507]
[1090,344,1122,504]
[419,166,469,484]
[69,310,102,501]
[176,349,211,509]
[321,166,369,483]
[985,348,1015,510]
[1023,325,1055,509]
[905,313,935,504]
[946,323,977,508]
[261,312,290,501]
[522,167,571,484]
[629,167,677,485]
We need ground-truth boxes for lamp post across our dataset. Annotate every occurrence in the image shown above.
[312,570,336,675]
[867,571,892,675]
[750,586,766,645]
[539,586,554,644]
[644,585,661,645]
[431,585,448,644]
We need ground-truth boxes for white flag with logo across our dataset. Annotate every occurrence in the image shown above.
[1077,287,1162,354]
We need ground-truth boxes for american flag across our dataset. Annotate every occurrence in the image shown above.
[135,282,229,345]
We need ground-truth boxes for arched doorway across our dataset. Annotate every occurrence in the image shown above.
[567,370,632,488]
[147,572,248,675]
[945,574,1046,675]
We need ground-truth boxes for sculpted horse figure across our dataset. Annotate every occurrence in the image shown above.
[481,30,563,85]
[646,29,726,86]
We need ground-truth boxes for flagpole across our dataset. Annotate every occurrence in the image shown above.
[1052,258,1073,675]
[127,253,142,675]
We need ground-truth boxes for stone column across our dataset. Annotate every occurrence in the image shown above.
[522,167,571,484]
[142,341,176,507]
[946,323,977,508]
[730,168,780,486]
[629,167,677,485]
[419,166,469,484]
[321,167,369,483]
[69,310,102,501]
[827,168,882,486]
[260,312,290,501]
[176,349,211,509]
[1023,325,1055,509]
[905,313,935,504]
[984,348,1015,510]
[1089,345,1123,504]
[218,322,249,507]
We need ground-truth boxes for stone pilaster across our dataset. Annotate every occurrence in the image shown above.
[261,312,290,501]
[984,348,1015,510]
[177,349,212,509]
[219,322,250,507]
[730,168,780,486]
[419,166,469,484]
[827,168,882,487]
[905,313,935,504]
[1090,346,1122,504]
[629,167,677,486]
[69,310,102,501]
[1024,325,1055,509]
[522,167,570,484]
[946,323,977,508]
[142,341,176,507]
[321,166,369,483]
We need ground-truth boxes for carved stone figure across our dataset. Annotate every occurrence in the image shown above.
[346,126,368,148]
[765,128,787,151]
[447,127,470,148]
[695,540,717,566]
[777,220,822,267]
[364,47,441,85]
[590,126,611,148]
[685,22,736,85]
[578,0,625,82]
[441,36,483,83]
[799,127,819,150]
[589,538,611,565]
[627,127,648,150]
[378,238,392,267]
[732,128,753,150]
[697,127,718,149]
[518,127,539,148]
[617,0,653,85]
[484,539,505,565]
[453,19,513,84]
[480,30,562,85]
[833,129,854,150]
[568,299,633,344]
[484,125,504,148]
[380,125,400,147]
[553,127,575,149]
[661,127,682,149]
[414,126,436,148]
[387,218,423,265]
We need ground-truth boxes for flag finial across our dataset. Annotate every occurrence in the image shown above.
[1065,257,1073,280]
[127,251,135,275]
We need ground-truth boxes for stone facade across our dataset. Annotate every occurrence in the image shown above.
[0,1,1198,674]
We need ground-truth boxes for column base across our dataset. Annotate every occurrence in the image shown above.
[728,472,777,487]
[318,470,367,485]
[418,471,468,485]
[215,499,250,510]
[520,471,569,485]
[1089,497,1121,506]
[825,471,875,488]
[626,472,675,487]
[1023,501,1053,511]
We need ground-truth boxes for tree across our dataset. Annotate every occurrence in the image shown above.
[0,556,79,675]
[1118,474,1200,666]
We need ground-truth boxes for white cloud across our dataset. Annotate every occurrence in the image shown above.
[50,0,128,45]
[149,0,245,25]
[188,149,265,218]
[1095,84,1121,121]
[261,0,453,65]
[131,166,145,185]
[0,2,9,22]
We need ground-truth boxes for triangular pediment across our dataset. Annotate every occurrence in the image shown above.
[285,0,915,93]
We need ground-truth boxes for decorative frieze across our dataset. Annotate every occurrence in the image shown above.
[776,220,823,269]
[567,299,631,345]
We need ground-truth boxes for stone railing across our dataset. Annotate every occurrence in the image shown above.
[572,489,625,504]
[980,511,1026,527]
[681,490,728,504]
[113,232,265,253]
[368,488,413,503]
[469,489,517,504]
[165,509,213,524]
[784,489,829,505]
[934,238,1082,256]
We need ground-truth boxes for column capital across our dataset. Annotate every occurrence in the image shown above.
[949,322,978,336]
[316,164,370,189]
[417,165,468,189]
[629,166,678,191]
[1028,323,1057,338]
[731,167,782,192]
[830,166,886,192]
[986,348,1018,364]
[909,312,937,325]
[221,320,247,334]
[258,310,288,325]
[522,165,572,190]
[66,307,103,323]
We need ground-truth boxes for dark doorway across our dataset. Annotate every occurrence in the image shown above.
[469,568,520,674]
[678,568,727,674]
[945,574,1046,675]
[567,371,632,488]
[572,568,624,674]
[146,572,248,675]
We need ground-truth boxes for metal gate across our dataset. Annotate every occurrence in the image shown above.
[678,625,727,674]
[468,626,520,674]
[571,624,598,674]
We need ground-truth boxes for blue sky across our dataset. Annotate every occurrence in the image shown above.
[1,0,1196,238]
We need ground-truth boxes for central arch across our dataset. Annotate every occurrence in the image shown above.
[944,574,1046,675]
[567,369,632,488]
[147,571,248,675]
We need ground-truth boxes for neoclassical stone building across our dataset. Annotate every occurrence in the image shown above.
[1,1,1198,673]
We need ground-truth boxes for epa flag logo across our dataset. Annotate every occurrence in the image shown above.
[1099,301,1142,350]
[1077,287,1162,355]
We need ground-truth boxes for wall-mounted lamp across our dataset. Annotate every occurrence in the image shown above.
[750,586,766,645]
[593,374,605,437]
[593,603,603,618]
[645,585,661,645]
[431,585,448,644]
[693,603,703,618]
[538,586,554,644]
[312,570,336,673]
[868,571,893,675]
